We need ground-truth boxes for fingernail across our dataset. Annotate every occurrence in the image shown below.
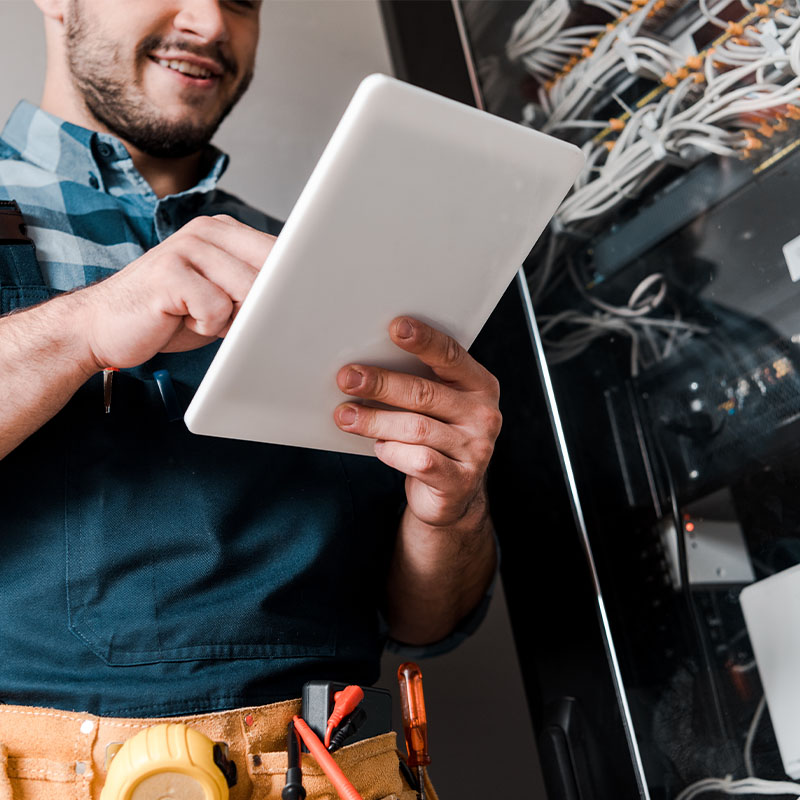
[397,319,413,339]
[339,406,357,425]
[345,369,363,390]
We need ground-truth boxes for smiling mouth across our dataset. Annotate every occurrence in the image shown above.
[151,57,220,80]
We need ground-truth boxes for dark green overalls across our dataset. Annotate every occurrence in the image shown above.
[0,203,405,717]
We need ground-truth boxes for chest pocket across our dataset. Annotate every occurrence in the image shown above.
[62,345,358,666]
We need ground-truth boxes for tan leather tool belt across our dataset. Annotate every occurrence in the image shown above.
[0,700,426,800]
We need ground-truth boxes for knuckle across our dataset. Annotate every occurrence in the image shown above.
[408,414,431,443]
[443,336,463,366]
[414,448,437,475]
[488,408,503,438]
[181,216,211,235]
[477,405,503,439]
[371,369,389,399]
[409,377,436,409]
[359,409,377,436]
[162,250,191,276]
[473,437,495,466]
[176,232,202,253]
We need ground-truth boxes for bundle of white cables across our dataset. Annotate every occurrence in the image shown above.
[555,40,800,224]
[514,0,800,371]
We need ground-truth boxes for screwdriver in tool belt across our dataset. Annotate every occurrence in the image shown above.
[397,662,430,800]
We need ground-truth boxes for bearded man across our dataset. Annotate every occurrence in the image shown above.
[0,2,499,797]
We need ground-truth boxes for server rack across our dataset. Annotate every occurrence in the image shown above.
[380,2,800,798]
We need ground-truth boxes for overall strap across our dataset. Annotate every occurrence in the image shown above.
[0,200,50,313]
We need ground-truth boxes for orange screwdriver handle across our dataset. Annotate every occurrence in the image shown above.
[397,662,431,769]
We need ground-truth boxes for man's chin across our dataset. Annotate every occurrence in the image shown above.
[106,118,217,159]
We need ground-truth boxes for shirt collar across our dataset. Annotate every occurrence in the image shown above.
[1,100,229,197]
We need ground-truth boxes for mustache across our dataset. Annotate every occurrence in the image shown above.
[137,35,238,75]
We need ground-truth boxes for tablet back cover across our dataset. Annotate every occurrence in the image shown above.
[185,74,583,455]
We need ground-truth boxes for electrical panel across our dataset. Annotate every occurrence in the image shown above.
[438,0,800,796]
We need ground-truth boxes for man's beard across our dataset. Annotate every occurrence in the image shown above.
[64,2,253,159]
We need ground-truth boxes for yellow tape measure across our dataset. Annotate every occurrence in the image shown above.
[100,723,233,800]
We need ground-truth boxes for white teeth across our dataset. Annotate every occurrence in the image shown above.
[156,58,213,79]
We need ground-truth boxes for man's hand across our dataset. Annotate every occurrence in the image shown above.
[334,316,501,527]
[0,215,275,460]
[334,316,501,644]
[80,215,276,370]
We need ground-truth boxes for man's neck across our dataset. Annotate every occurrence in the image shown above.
[119,142,206,199]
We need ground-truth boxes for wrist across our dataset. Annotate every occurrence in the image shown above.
[399,488,495,571]
[409,482,493,537]
[388,497,497,645]
[32,290,103,379]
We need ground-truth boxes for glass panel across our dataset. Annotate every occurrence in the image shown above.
[460,0,800,797]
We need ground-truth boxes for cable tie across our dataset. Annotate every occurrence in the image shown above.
[613,29,640,74]
[522,103,538,126]
[639,115,667,160]
[754,27,786,57]
[761,18,779,36]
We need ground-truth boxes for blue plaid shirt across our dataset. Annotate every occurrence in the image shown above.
[0,100,282,292]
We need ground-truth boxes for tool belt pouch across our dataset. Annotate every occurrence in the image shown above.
[249,733,436,800]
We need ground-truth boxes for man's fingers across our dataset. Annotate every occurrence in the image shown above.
[335,403,466,457]
[336,364,468,424]
[170,236,258,305]
[179,215,276,270]
[388,317,499,393]
[165,264,235,338]
[373,440,462,490]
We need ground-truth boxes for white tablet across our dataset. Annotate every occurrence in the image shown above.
[185,74,583,456]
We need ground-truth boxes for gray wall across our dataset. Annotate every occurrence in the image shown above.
[0,1,544,796]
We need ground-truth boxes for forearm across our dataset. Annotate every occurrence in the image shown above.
[385,489,497,645]
[0,292,98,459]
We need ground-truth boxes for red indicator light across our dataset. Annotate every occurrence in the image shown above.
[685,522,695,533]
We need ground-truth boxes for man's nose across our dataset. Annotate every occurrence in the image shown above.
[173,0,229,43]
